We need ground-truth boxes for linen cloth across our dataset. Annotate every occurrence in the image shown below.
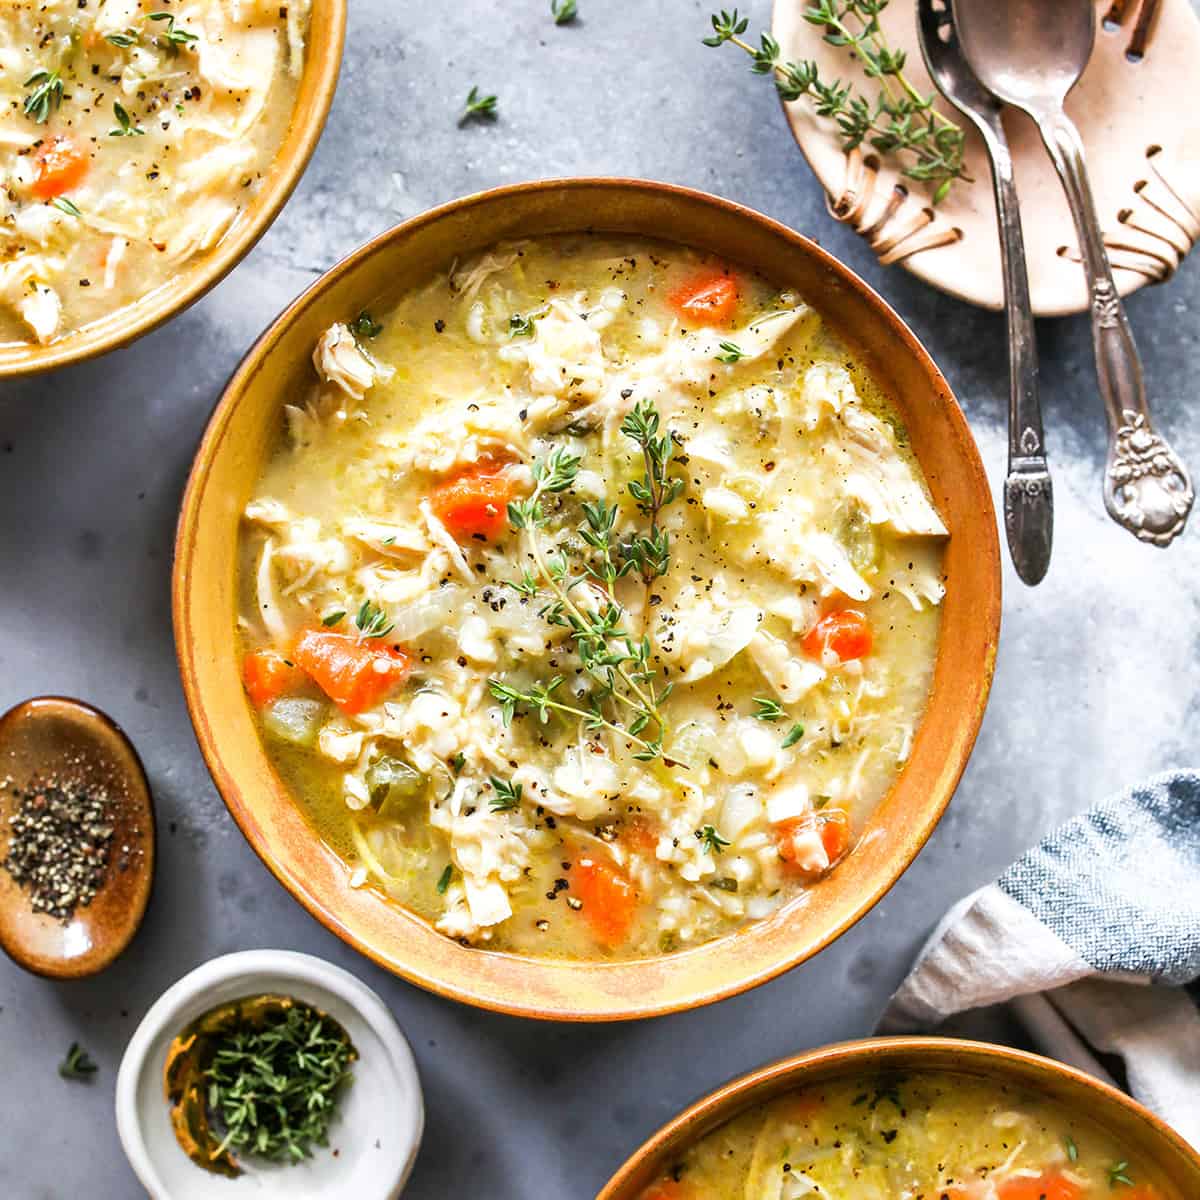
[880,769,1200,1149]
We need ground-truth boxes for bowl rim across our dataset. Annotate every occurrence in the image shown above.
[173,176,1001,1021]
[0,0,347,380]
[114,948,424,1200]
[596,1035,1200,1198]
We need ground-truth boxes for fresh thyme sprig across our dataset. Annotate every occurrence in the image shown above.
[698,825,730,854]
[355,600,393,640]
[460,85,498,124]
[716,339,747,364]
[110,101,145,137]
[59,1042,97,1080]
[703,4,969,203]
[620,398,685,585]
[23,69,63,124]
[148,11,198,49]
[491,405,687,761]
[204,1003,354,1165]
[488,775,523,811]
[488,677,661,759]
[753,696,786,721]
[106,29,140,48]
[1108,1162,1135,1188]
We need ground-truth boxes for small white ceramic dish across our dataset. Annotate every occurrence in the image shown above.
[116,950,423,1199]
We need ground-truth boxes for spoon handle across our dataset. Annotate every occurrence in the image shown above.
[1040,111,1193,546]
[984,113,1052,583]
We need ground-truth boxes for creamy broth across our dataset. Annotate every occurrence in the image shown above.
[639,1072,1175,1200]
[236,235,947,960]
[0,0,309,346]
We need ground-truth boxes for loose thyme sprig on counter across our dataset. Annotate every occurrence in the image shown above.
[704,4,969,203]
[492,403,685,761]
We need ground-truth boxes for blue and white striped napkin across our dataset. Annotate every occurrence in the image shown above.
[880,770,1200,1149]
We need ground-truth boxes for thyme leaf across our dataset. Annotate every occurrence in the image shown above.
[716,339,747,363]
[354,600,394,640]
[51,197,82,218]
[551,0,578,23]
[109,101,145,137]
[488,775,523,811]
[460,85,498,124]
[698,825,730,854]
[148,12,198,48]
[59,1042,97,1080]
[350,310,383,342]
[23,69,63,124]
[752,696,786,722]
[1108,1162,1134,1188]
[436,863,453,893]
[781,722,806,748]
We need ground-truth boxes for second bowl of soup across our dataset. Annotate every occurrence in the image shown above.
[598,1038,1200,1199]
[175,179,1000,1018]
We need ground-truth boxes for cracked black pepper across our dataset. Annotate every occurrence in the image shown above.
[3,782,115,920]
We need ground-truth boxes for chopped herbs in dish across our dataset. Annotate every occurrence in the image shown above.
[236,235,948,960]
[637,1072,1170,1200]
[164,993,355,1178]
[0,1,312,346]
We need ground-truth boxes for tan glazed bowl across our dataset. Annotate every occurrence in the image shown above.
[174,179,1002,1021]
[597,1038,1200,1198]
[0,1,346,379]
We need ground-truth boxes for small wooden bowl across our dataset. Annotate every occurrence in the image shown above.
[597,1037,1200,1199]
[0,1,346,380]
[173,178,1001,1021]
[0,696,154,978]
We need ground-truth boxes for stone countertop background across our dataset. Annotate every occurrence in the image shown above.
[2,2,1198,1196]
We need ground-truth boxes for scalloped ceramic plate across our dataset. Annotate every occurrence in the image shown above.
[772,0,1200,315]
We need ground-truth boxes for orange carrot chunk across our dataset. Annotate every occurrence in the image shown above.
[292,630,410,714]
[571,852,638,949]
[429,463,520,542]
[818,807,851,864]
[801,609,873,662]
[640,1182,694,1200]
[241,649,301,708]
[668,271,738,326]
[997,1173,1084,1200]
[32,136,89,201]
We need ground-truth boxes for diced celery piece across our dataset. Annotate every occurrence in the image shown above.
[263,698,325,747]
[368,755,425,817]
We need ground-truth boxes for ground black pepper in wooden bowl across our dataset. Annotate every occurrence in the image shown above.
[0,696,154,978]
[2,781,116,920]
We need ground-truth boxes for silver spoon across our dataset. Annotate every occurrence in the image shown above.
[918,0,1051,584]
[952,0,1193,546]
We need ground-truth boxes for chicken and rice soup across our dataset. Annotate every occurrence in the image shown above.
[638,1071,1172,1200]
[236,235,948,959]
[0,0,310,345]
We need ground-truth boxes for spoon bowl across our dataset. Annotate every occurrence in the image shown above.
[0,696,154,978]
[954,0,1094,110]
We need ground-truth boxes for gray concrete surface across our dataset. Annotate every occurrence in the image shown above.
[2,2,1198,1196]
